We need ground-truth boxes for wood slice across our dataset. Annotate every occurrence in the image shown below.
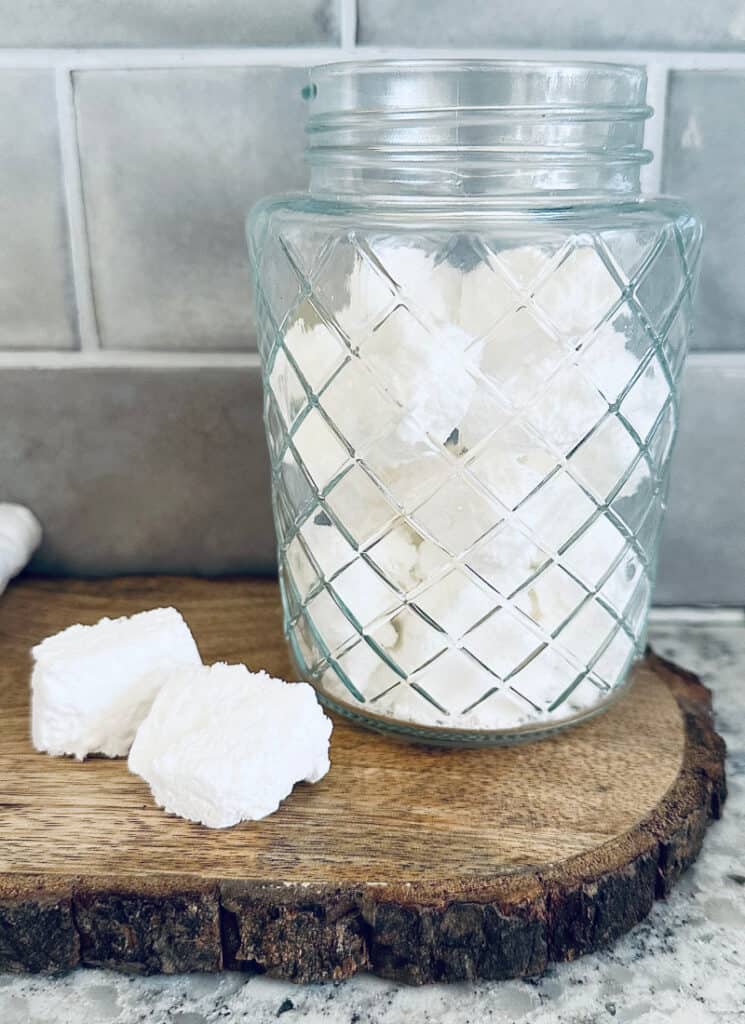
[0,577,726,983]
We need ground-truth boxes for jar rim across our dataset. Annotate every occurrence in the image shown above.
[304,59,649,114]
[303,59,652,200]
[308,57,647,77]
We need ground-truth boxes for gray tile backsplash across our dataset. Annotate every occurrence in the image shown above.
[358,0,745,49]
[0,72,77,350]
[0,367,274,576]
[75,68,309,351]
[0,0,339,47]
[1,361,741,604]
[656,360,745,605]
[0,13,743,603]
[664,72,745,352]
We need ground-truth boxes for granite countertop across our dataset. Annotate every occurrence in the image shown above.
[1,610,744,1024]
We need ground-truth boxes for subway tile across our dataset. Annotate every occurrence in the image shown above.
[664,72,745,352]
[656,359,745,605]
[75,68,309,351]
[0,366,275,576]
[0,71,77,350]
[359,0,745,48]
[0,0,339,46]
[1,358,742,604]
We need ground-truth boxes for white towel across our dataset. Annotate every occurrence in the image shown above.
[0,503,42,597]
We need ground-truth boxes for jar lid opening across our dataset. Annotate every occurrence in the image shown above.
[305,59,649,116]
[303,60,652,200]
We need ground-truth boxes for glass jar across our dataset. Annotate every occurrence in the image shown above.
[247,60,702,745]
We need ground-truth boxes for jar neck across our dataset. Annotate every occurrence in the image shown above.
[304,60,652,201]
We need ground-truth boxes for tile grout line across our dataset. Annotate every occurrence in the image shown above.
[0,350,740,371]
[686,351,745,368]
[641,60,670,194]
[340,0,358,50]
[54,67,99,352]
[351,46,745,69]
[1,46,745,70]
[649,607,745,624]
[0,47,347,70]
[0,350,263,369]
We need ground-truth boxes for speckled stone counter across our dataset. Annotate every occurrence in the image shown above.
[1,611,743,1024]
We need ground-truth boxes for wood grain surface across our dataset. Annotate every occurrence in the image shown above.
[0,577,726,983]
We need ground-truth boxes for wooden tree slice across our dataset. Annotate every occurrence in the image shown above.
[0,578,726,982]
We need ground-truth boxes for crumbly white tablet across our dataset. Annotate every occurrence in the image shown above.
[31,607,202,759]
[128,662,332,828]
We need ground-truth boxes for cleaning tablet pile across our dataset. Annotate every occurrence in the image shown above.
[128,663,332,828]
[30,607,333,827]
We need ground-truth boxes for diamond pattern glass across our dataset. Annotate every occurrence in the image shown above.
[531,241,623,336]
[467,422,558,510]
[299,510,356,581]
[479,307,565,407]
[413,567,495,639]
[254,218,701,744]
[463,607,544,680]
[370,606,448,676]
[318,357,398,453]
[291,410,350,491]
[282,299,347,394]
[268,347,307,430]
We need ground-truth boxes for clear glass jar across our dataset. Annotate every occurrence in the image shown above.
[247,60,702,745]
